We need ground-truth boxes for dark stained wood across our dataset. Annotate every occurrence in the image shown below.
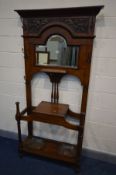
[20,114,81,131]
[33,101,69,117]
[21,136,77,163]
[15,6,103,37]
[15,6,104,17]
[15,6,104,172]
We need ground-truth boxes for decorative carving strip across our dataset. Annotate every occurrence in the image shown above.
[23,17,91,35]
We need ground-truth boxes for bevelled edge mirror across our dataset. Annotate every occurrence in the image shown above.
[35,35,79,68]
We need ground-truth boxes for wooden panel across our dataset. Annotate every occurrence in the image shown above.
[33,101,69,117]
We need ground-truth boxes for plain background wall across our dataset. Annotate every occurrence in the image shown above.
[0,0,116,155]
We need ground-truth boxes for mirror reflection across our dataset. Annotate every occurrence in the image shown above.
[35,35,79,67]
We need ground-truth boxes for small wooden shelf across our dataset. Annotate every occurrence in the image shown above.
[33,101,69,117]
[19,102,80,130]
[21,136,77,163]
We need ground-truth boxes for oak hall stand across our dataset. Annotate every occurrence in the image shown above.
[15,6,103,172]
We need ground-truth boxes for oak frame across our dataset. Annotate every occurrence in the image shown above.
[15,6,104,172]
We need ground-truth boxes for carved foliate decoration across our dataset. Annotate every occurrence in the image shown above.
[23,17,91,35]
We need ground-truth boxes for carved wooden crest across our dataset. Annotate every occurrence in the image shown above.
[23,17,91,36]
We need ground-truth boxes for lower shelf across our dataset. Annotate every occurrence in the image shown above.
[20,136,77,164]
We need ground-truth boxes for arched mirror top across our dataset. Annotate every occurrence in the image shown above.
[35,34,79,68]
[47,35,67,48]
